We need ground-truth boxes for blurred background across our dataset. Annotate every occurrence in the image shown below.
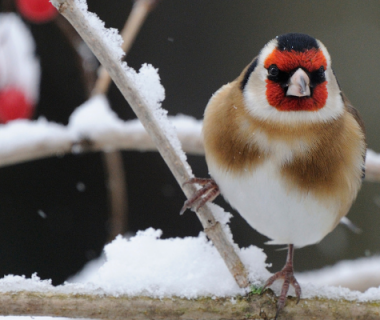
[0,0,380,285]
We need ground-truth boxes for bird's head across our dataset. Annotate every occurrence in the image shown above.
[241,33,344,124]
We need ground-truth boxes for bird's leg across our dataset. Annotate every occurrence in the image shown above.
[263,244,301,319]
[180,178,220,215]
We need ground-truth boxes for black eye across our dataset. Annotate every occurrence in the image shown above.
[319,66,325,74]
[268,64,279,77]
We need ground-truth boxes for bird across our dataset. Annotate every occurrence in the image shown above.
[181,33,366,318]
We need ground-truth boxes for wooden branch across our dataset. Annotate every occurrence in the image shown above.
[0,290,379,320]
[0,116,203,167]
[50,0,248,287]
[102,150,128,241]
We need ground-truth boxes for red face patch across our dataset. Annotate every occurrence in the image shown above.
[264,49,328,112]
[266,80,328,112]
[264,48,327,73]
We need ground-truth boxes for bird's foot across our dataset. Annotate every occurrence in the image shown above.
[263,258,301,319]
[180,178,220,215]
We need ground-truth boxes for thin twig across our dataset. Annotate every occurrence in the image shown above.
[55,15,98,96]
[50,0,249,287]
[102,151,128,241]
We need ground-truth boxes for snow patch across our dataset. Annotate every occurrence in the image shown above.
[123,63,189,166]
[2,229,380,303]
[68,95,126,136]
[70,228,270,298]
[298,255,380,293]
[0,117,71,153]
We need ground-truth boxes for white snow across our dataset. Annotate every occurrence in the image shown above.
[0,13,40,103]
[2,228,380,303]
[298,256,380,292]
[0,117,70,154]
[73,0,124,61]
[121,62,188,165]
[170,113,203,136]
[124,63,166,112]
[68,94,128,139]
[0,229,268,298]
[0,95,203,157]
[366,149,380,167]
[69,228,269,298]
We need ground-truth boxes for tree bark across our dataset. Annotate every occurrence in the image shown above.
[0,290,378,320]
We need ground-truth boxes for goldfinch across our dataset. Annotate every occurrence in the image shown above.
[182,33,366,317]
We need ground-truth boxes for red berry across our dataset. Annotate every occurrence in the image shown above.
[16,0,58,23]
[0,87,34,123]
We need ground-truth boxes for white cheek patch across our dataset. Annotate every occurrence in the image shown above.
[317,40,332,69]
[258,39,277,65]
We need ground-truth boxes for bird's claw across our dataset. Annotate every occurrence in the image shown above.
[263,261,301,319]
[180,178,220,215]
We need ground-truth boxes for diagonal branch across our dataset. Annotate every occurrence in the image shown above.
[50,0,249,287]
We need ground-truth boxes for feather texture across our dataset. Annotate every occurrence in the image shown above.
[203,43,366,246]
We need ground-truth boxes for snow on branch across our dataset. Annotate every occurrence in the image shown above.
[50,0,248,287]
[0,95,204,168]
[364,149,380,182]
[297,255,380,292]
[1,95,380,183]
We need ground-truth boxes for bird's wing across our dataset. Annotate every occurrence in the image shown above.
[342,93,366,179]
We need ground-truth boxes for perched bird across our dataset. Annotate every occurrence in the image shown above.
[181,33,366,318]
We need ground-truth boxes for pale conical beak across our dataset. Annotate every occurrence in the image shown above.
[286,68,311,97]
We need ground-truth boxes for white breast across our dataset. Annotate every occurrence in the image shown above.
[208,159,340,248]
